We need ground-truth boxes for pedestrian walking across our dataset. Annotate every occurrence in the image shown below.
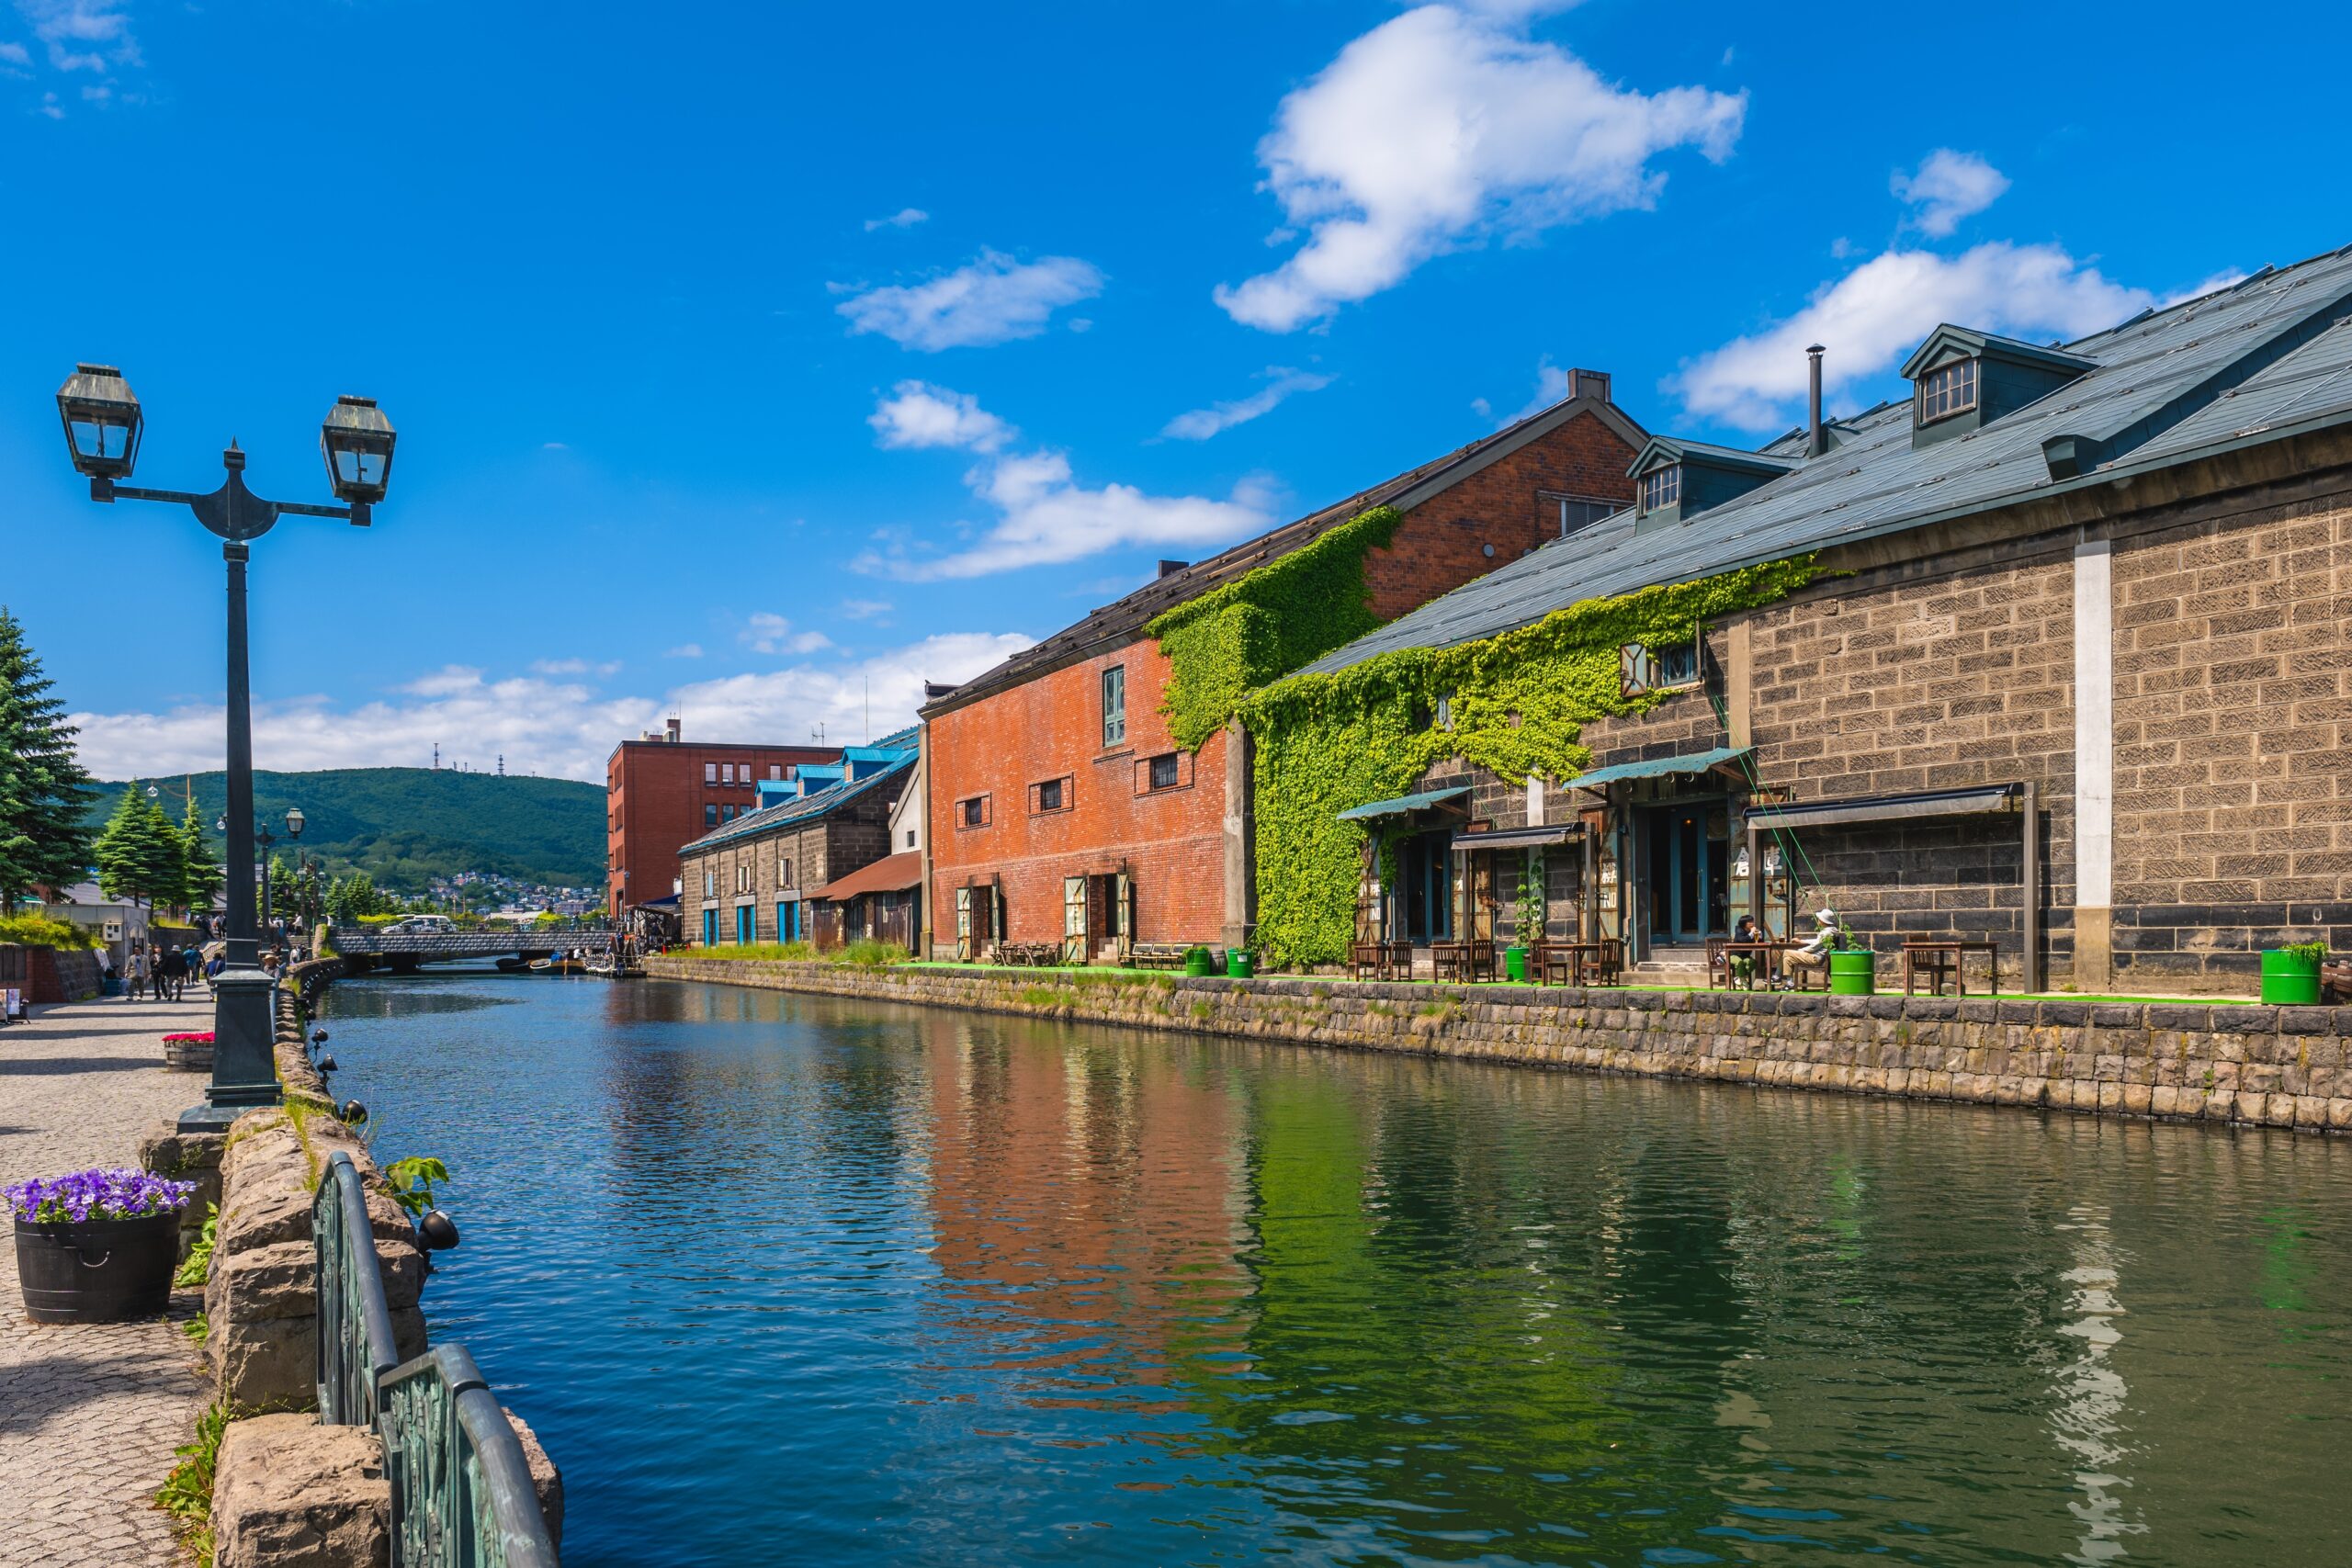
[124,942,150,1002]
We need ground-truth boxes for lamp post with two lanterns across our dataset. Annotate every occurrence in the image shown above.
[56,365,393,1134]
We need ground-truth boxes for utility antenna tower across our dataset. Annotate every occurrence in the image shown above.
[433,742,440,771]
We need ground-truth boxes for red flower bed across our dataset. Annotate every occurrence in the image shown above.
[160,1032,215,1045]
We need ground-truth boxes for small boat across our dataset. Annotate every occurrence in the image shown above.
[584,956,641,979]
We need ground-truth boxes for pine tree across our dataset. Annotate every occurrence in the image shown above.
[94,787,181,908]
[178,803,223,916]
[0,608,99,907]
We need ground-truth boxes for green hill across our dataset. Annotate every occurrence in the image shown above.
[90,768,605,893]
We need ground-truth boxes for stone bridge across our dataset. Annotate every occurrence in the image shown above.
[328,924,614,971]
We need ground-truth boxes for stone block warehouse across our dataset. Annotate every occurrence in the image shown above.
[1269,247,2352,993]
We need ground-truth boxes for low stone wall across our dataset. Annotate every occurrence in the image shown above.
[136,956,560,1565]
[648,956,2352,1134]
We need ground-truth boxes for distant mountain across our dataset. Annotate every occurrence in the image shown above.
[89,768,605,892]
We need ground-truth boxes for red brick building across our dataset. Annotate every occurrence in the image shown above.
[605,718,839,919]
[921,375,1644,960]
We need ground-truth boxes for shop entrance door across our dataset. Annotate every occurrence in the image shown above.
[1643,804,1728,944]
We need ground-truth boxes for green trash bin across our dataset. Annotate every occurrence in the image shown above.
[1227,948,1255,979]
[1828,950,1876,997]
[2260,948,2324,1005]
[1183,947,1216,978]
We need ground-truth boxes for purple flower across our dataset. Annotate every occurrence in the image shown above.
[5,1168,197,1224]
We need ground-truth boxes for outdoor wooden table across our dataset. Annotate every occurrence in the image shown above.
[1430,941,1494,984]
[1351,941,1413,981]
[1539,942,1625,987]
[1902,940,2001,996]
[1712,941,1787,991]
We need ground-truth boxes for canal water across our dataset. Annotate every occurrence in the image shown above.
[320,969,2350,1567]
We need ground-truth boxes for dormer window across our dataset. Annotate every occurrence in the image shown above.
[1902,324,2092,448]
[1917,358,1979,423]
[1638,465,1680,514]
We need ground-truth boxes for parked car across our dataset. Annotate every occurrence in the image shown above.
[386,916,458,934]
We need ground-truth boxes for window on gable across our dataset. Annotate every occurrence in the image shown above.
[1102,666,1126,748]
[721,762,734,784]
[1638,465,1680,514]
[1917,358,1979,423]
[959,795,990,829]
[1554,496,1619,538]
[1032,776,1069,814]
[704,762,718,784]
[1148,753,1180,791]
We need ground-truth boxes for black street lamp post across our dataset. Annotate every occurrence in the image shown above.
[253,805,303,948]
[56,365,394,1134]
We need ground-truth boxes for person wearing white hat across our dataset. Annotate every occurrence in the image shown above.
[1783,907,1839,987]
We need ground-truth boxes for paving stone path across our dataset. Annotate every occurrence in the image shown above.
[1,992,215,1568]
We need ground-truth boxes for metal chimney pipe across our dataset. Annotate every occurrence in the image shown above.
[1805,344,1826,457]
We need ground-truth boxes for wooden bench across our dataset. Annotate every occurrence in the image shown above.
[1129,942,1198,971]
[995,942,1062,967]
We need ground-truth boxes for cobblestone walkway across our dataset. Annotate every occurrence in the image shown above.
[1,993,215,1568]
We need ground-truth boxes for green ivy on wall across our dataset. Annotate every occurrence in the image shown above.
[1239,556,1821,967]
[1148,506,1406,750]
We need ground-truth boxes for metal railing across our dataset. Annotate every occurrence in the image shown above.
[313,1152,559,1564]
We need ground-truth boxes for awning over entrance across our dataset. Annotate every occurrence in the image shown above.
[811,851,923,901]
[1449,825,1577,852]
[1565,746,1751,793]
[1745,782,2021,830]
[1337,785,1470,821]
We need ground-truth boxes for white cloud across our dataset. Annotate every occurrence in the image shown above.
[1892,150,2009,238]
[868,380,1016,452]
[1670,242,2154,430]
[0,39,30,65]
[1159,367,1335,441]
[864,207,930,231]
[15,0,138,73]
[663,643,704,660]
[839,599,892,621]
[1215,4,1744,332]
[836,250,1104,350]
[530,658,620,677]
[2163,269,2251,308]
[855,388,1272,578]
[67,637,1032,784]
[742,613,833,656]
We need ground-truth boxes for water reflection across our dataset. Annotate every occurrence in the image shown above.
[324,970,2352,1567]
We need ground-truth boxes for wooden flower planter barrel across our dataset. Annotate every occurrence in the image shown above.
[13,1212,178,1324]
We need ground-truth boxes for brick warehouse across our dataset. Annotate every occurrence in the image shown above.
[605,717,840,920]
[1287,246,2352,994]
[922,373,1646,961]
[678,733,916,949]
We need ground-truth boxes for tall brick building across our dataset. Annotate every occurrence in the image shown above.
[605,718,839,920]
[922,376,1645,960]
[1295,246,2352,993]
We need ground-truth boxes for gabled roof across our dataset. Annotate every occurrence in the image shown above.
[680,752,912,855]
[1898,324,2096,380]
[1627,434,1799,479]
[922,389,1645,716]
[1304,243,2352,676]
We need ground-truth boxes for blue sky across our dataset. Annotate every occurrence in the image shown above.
[6,0,2347,782]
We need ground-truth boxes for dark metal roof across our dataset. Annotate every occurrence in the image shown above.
[1306,243,2352,675]
[924,389,1645,715]
[680,753,911,854]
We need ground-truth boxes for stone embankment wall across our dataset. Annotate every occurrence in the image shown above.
[142,958,561,1567]
[648,956,2352,1134]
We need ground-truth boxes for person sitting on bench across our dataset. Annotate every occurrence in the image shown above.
[1782,908,1838,989]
